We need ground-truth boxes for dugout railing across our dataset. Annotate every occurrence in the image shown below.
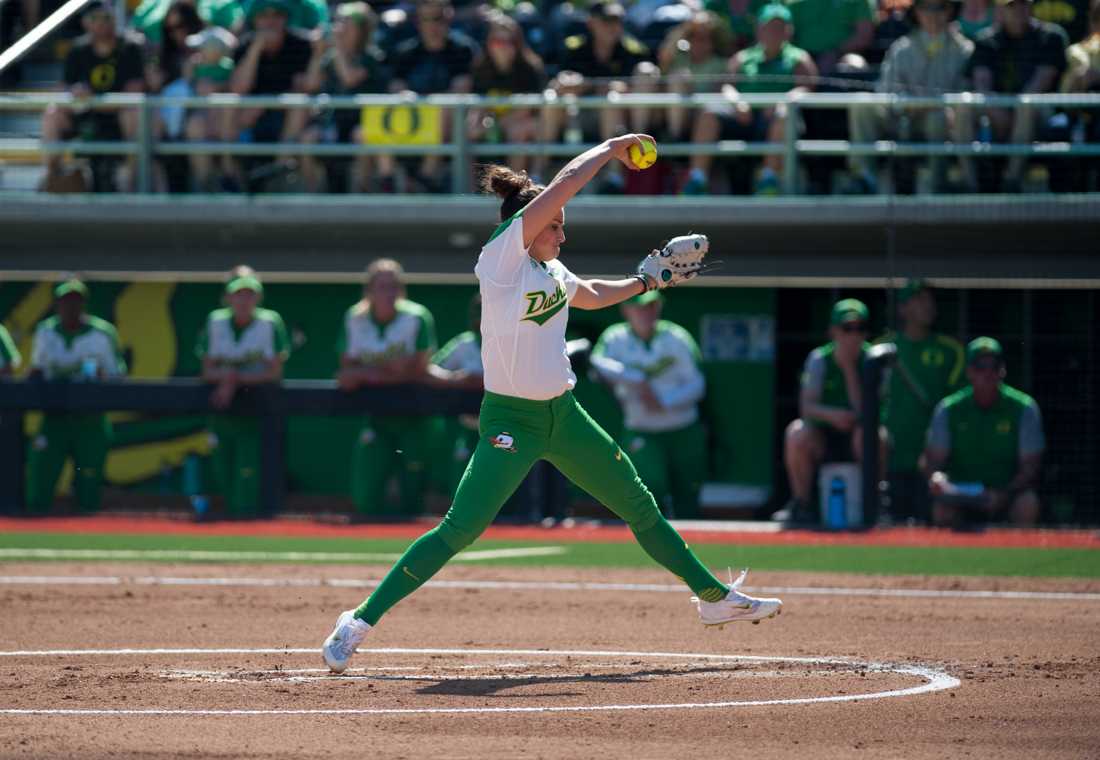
[2,91,1100,194]
[0,378,480,515]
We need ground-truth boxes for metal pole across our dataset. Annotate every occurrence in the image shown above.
[135,95,153,193]
[0,0,90,74]
[783,99,800,193]
[861,343,896,528]
[451,101,470,194]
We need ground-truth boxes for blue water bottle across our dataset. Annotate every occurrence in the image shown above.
[827,476,847,530]
[183,453,208,520]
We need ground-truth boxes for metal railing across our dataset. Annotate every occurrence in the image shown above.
[1,91,1099,193]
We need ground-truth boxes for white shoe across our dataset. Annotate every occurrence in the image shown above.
[693,569,783,628]
[322,609,372,673]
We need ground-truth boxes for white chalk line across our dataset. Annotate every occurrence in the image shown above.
[0,647,960,715]
[0,546,567,563]
[0,574,1097,601]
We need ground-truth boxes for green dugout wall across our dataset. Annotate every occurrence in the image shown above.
[0,281,776,503]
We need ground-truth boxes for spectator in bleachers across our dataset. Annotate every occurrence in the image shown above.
[181,28,238,188]
[877,280,965,523]
[845,0,974,194]
[656,11,733,146]
[468,11,547,174]
[958,0,996,39]
[1062,0,1100,92]
[299,2,392,192]
[924,337,1044,527]
[40,1,146,191]
[132,0,244,45]
[682,4,817,195]
[146,2,206,95]
[26,278,127,515]
[538,1,651,191]
[782,0,876,74]
[198,265,290,519]
[338,259,438,519]
[591,291,708,519]
[428,293,484,493]
[0,323,21,377]
[779,298,887,525]
[272,0,332,32]
[216,0,312,189]
[704,0,765,51]
[968,0,1068,191]
[389,0,480,191]
[868,0,915,65]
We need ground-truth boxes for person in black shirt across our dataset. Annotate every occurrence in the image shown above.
[469,11,546,174]
[388,0,479,191]
[539,1,651,187]
[40,1,145,186]
[968,0,1068,189]
[300,1,393,191]
[217,0,312,184]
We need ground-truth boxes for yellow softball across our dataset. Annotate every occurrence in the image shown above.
[628,139,658,169]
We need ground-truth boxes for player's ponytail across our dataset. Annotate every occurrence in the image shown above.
[479,165,544,221]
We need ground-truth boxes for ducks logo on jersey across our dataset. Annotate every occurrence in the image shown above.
[490,432,517,453]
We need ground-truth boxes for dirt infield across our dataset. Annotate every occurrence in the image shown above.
[2,563,1099,759]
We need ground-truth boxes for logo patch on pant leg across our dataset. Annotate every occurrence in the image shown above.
[490,432,516,453]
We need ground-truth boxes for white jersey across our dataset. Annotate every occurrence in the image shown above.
[474,210,580,401]
[31,315,126,380]
[341,299,436,364]
[432,330,482,374]
[197,308,290,373]
[591,320,705,432]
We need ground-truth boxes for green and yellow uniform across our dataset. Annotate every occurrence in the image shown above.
[430,330,482,493]
[26,314,126,512]
[196,306,290,518]
[349,208,730,628]
[0,324,20,373]
[342,299,438,517]
[926,384,1045,490]
[592,309,708,519]
[878,330,965,473]
[801,341,870,428]
[734,40,810,94]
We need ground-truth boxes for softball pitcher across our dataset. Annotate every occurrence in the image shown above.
[26,279,126,513]
[323,135,781,672]
[591,290,707,519]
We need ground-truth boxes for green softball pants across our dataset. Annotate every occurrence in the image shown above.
[350,415,437,517]
[623,421,707,519]
[354,391,728,625]
[25,412,111,513]
[210,415,261,519]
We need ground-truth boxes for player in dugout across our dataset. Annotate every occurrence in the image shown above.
[923,337,1045,528]
[322,135,783,673]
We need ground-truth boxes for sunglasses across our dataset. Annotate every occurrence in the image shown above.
[839,323,869,334]
[916,4,950,11]
[419,14,446,23]
[970,358,1002,371]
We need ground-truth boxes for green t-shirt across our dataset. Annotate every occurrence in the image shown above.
[783,0,875,55]
[927,384,1045,489]
[131,0,244,45]
[878,331,966,472]
[704,0,767,45]
[0,323,22,372]
[734,41,809,93]
[800,341,870,430]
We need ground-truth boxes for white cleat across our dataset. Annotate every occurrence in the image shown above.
[693,569,783,627]
[322,609,372,673]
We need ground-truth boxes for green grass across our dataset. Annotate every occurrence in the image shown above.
[2,531,1098,578]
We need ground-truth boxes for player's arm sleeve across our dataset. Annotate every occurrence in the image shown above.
[1018,400,1045,457]
[0,326,19,370]
[590,331,645,384]
[432,334,465,370]
[558,262,581,302]
[415,309,438,353]
[30,324,48,370]
[654,330,706,408]
[800,350,825,402]
[925,401,951,453]
[474,210,528,286]
[271,313,291,361]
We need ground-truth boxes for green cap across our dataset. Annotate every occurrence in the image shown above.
[54,279,89,299]
[757,3,793,25]
[626,290,664,307]
[898,278,929,303]
[226,275,264,295]
[247,0,291,19]
[830,298,869,326]
[966,336,1003,364]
